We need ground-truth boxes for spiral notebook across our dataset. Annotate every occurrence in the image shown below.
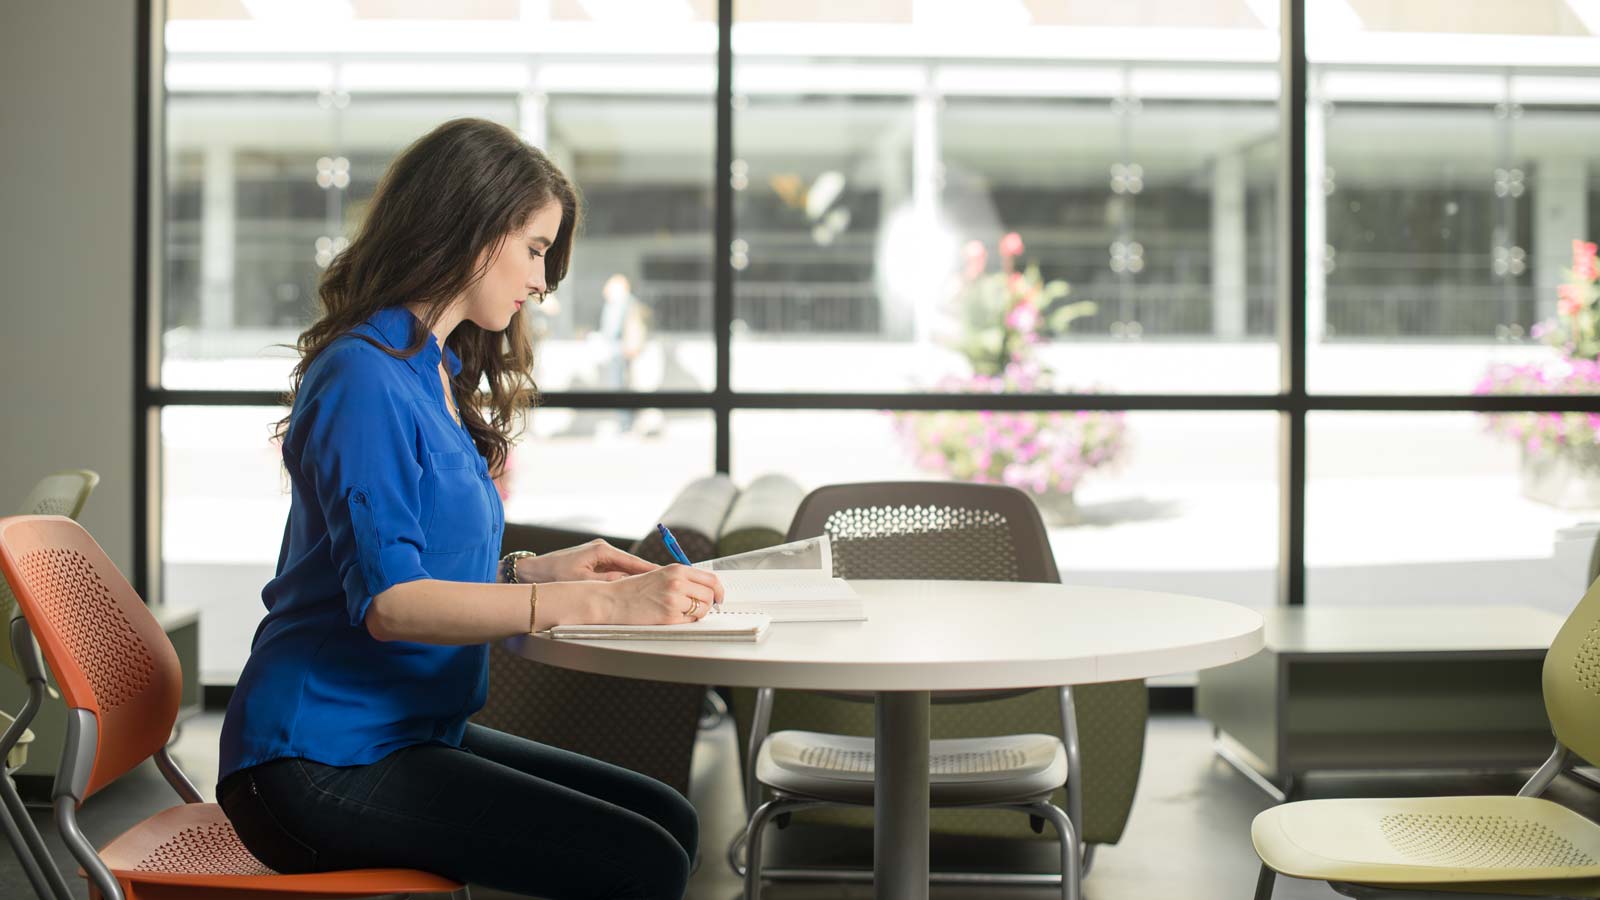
[547,611,771,642]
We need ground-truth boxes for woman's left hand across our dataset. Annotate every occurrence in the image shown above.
[517,539,658,584]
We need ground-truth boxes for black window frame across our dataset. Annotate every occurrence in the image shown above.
[133,0,1596,609]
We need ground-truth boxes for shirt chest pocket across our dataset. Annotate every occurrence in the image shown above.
[419,449,493,554]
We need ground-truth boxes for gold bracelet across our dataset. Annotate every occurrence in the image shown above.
[527,582,539,635]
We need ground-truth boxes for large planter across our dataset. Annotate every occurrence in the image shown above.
[1521,450,1600,509]
[891,405,1127,524]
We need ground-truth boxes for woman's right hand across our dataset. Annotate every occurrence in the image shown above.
[600,564,724,624]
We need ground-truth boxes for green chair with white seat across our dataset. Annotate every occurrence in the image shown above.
[1251,572,1600,899]
[0,469,99,900]
[730,480,1147,899]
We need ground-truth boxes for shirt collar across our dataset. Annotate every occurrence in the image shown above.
[363,306,463,377]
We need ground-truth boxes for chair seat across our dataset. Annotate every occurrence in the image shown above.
[1254,795,1600,893]
[93,802,462,895]
[756,730,1067,806]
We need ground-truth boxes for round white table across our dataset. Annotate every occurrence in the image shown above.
[505,580,1264,900]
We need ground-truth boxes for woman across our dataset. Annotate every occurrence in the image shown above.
[217,118,722,900]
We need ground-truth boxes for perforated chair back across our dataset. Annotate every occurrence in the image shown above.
[1543,574,1600,767]
[0,515,183,801]
[16,471,99,520]
[787,481,1060,583]
[1,470,98,677]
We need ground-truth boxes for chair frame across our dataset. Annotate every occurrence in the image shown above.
[1253,743,1581,900]
[727,481,1092,898]
[1,613,74,900]
[0,469,98,900]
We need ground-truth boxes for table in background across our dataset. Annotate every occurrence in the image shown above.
[1196,604,1562,802]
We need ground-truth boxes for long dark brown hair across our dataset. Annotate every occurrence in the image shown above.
[275,118,580,475]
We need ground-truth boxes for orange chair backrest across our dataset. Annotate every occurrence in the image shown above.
[0,515,183,800]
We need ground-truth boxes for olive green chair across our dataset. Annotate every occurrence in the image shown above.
[716,473,805,559]
[1252,574,1600,899]
[632,473,737,565]
[0,469,99,900]
[728,480,1147,895]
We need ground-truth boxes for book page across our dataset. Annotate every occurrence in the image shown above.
[717,571,857,603]
[693,535,832,574]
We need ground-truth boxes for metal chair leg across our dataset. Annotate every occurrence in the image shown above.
[0,760,68,900]
[56,795,122,900]
[1025,801,1081,900]
[726,823,749,877]
[1254,863,1276,900]
[0,781,61,900]
[743,798,792,900]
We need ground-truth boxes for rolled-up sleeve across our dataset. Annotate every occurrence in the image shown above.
[285,344,431,627]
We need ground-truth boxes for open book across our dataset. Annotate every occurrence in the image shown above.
[542,536,863,641]
[692,536,865,623]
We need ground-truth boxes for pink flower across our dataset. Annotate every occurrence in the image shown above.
[1576,240,1598,282]
[1559,284,1585,318]
[1006,303,1040,333]
[962,240,987,280]
[1001,464,1029,488]
[999,232,1024,259]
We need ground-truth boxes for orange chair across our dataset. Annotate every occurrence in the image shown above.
[0,514,468,900]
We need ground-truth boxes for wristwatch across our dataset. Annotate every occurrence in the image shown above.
[499,550,538,584]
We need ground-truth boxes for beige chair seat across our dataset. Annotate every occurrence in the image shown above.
[1253,795,1600,894]
[0,710,32,769]
[757,729,1067,807]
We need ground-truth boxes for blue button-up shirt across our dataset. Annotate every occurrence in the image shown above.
[219,306,504,782]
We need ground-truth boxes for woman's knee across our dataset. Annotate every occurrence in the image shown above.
[642,779,699,860]
[600,820,691,899]
[645,841,693,899]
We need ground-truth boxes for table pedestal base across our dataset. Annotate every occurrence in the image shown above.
[875,691,930,900]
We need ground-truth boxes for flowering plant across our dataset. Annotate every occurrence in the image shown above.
[1476,240,1600,481]
[949,232,1096,376]
[1535,240,1600,361]
[1475,360,1600,468]
[894,232,1128,507]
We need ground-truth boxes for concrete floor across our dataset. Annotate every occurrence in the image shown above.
[1,710,1582,899]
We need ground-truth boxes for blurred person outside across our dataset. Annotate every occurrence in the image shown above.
[598,273,650,433]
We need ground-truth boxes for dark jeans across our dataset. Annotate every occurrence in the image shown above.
[217,724,697,899]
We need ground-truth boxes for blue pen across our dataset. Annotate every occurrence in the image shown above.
[656,523,693,566]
